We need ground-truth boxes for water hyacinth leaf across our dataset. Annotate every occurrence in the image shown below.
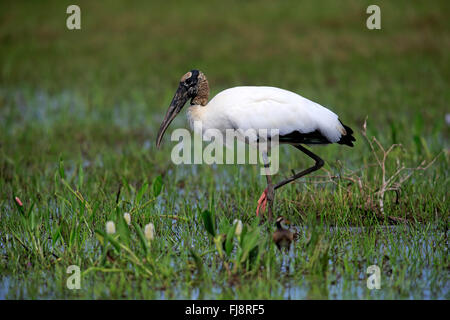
[152,175,163,197]
[132,221,149,254]
[135,181,148,205]
[225,224,235,256]
[201,209,216,237]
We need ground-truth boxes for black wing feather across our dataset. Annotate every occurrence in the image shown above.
[277,121,355,147]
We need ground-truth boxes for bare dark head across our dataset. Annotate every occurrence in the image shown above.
[156,70,209,148]
[180,70,202,100]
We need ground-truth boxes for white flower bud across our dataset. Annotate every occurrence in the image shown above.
[144,223,155,241]
[123,212,131,225]
[234,219,243,237]
[106,221,116,234]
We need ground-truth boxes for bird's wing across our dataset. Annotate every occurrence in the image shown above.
[209,86,346,143]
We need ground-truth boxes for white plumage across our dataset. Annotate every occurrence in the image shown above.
[187,86,346,144]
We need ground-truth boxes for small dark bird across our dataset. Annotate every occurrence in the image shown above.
[272,216,295,251]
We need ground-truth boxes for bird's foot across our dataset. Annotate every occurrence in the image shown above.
[256,188,268,217]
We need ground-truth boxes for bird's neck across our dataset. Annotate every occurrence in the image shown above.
[191,77,209,106]
[187,104,207,134]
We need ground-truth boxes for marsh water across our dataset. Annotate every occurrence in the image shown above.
[1,224,448,299]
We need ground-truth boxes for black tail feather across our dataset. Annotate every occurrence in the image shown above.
[337,122,356,147]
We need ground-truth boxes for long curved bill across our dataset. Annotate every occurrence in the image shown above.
[156,84,189,148]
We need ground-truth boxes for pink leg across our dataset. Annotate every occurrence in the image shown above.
[256,188,268,217]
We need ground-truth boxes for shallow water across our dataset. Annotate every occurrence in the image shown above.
[1,224,448,299]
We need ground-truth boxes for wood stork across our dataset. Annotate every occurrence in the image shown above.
[156,70,355,220]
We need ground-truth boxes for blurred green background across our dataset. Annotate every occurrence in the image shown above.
[1,0,449,151]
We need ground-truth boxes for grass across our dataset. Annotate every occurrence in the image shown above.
[0,0,449,299]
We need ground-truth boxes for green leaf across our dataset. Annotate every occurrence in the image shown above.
[420,136,431,159]
[201,209,216,237]
[60,220,70,244]
[78,162,84,190]
[225,224,235,256]
[30,209,38,230]
[132,221,149,255]
[95,229,121,252]
[239,224,248,248]
[52,226,61,246]
[116,212,131,247]
[209,193,215,215]
[90,202,100,222]
[240,227,260,263]
[122,177,131,194]
[135,181,148,205]
[59,156,65,180]
[69,222,77,247]
[95,231,104,246]
[414,114,424,135]
[152,175,163,197]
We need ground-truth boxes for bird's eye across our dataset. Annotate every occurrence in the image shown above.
[185,78,192,85]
